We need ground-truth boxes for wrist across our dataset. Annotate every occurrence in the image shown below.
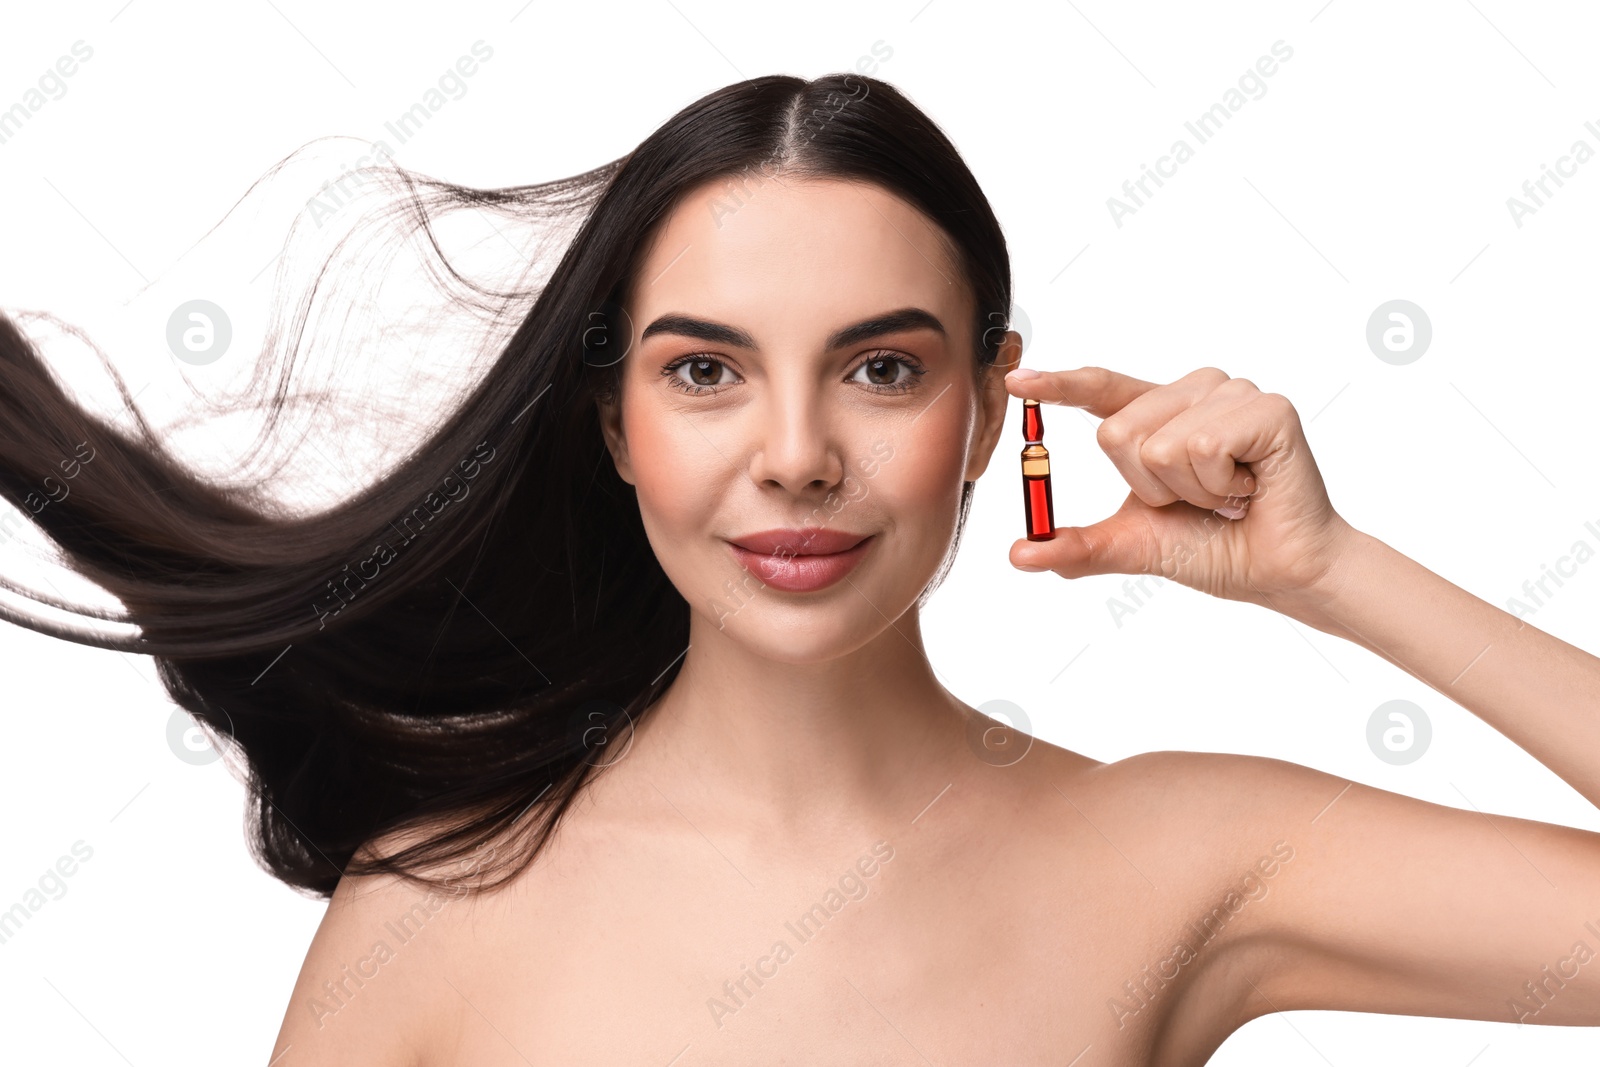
[1275,519,1374,635]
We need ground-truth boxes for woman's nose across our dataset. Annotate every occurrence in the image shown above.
[744,388,845,494]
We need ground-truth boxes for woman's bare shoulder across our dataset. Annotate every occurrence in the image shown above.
[1022,744,1319,886]
[1086,747,1343,818]
[1020,745,1317,1046]
[268,823,513,1066]
[1049,744,1320,804]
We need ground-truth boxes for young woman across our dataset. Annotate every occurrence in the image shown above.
[2,73,1596,1065]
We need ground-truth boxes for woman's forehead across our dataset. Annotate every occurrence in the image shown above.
[630,177,965,337]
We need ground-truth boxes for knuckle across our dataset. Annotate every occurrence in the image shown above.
[1261,391,1297,417]
[1139,435,1180,467]
[1096,418,1129,452]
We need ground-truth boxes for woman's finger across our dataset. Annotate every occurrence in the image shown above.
[1088,367,1232,508]
[1183,393,1284,503]
[1003,365,1160,419]
[1139,383,1265,508]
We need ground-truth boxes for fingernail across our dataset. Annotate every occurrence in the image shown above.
[1007,368,1041,380]
[1016,563,1048,572]
[1215,504,1247,520]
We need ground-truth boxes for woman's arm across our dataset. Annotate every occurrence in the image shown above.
[1003,361,1600,810]
[1220,526,1600,1026]
[1278,525,1600,810]
[1093,532,1600,1033]
[1002,362,1600,1030]
[1112,747,1600,1033]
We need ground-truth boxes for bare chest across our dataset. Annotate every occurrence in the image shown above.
[419,817,1243,1066]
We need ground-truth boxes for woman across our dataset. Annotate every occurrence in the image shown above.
[2,73,1596,1064]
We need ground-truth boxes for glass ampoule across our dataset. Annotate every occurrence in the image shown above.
[1020,398,1055,541]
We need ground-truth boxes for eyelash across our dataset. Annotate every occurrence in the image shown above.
[659,350,927,396]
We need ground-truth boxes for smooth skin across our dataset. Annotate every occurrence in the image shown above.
[270,176,1600,1066]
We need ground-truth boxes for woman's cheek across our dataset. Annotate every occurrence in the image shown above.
[624,407,723,535]
[869,416,971,553]
[900,412,971,508]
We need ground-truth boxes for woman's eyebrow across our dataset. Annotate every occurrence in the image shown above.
[640,306,947,350]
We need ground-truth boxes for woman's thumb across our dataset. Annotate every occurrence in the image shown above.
[1009,493,1171,578]
[1011,517,1148,577]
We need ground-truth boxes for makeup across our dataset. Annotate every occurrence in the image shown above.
[727,528,874,593]
[1021,398,1055,541]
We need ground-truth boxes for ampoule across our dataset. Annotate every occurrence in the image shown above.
[1021,398,1055,541]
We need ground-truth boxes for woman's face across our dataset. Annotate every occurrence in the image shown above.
[597,176,1015,663]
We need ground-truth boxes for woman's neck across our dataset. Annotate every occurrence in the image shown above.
[618,606,976,845]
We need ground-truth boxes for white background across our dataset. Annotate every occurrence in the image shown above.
[2,0,1598,1062]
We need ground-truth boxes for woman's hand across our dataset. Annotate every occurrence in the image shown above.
[1004,365,1355,611]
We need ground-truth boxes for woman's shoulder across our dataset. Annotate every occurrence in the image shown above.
[1017,742,1316,889]
[1077,746,1340,821]
[269,823,523,1066]
[1033,742,1321,808]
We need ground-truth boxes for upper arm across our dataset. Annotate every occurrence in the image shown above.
[1150,749,1600,1029]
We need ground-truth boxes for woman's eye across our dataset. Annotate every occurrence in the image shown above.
[850,353,925,393]
[663,356,737,393]
[661,351,925,396]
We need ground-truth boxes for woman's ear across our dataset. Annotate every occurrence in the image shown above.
[595,381,635,486]
[963,329,1023,483]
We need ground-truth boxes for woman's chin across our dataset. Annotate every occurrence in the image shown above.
[695,607,892,665]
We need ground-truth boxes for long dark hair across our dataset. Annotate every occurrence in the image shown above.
[0,72,1012,899]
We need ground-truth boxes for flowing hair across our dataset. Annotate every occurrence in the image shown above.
[0,72,1012,899]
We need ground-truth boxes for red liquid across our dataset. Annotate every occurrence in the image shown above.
[1023,402,1043,442]
[1025,475,1054,540]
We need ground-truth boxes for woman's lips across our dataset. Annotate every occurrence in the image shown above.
[727,535,873,593]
